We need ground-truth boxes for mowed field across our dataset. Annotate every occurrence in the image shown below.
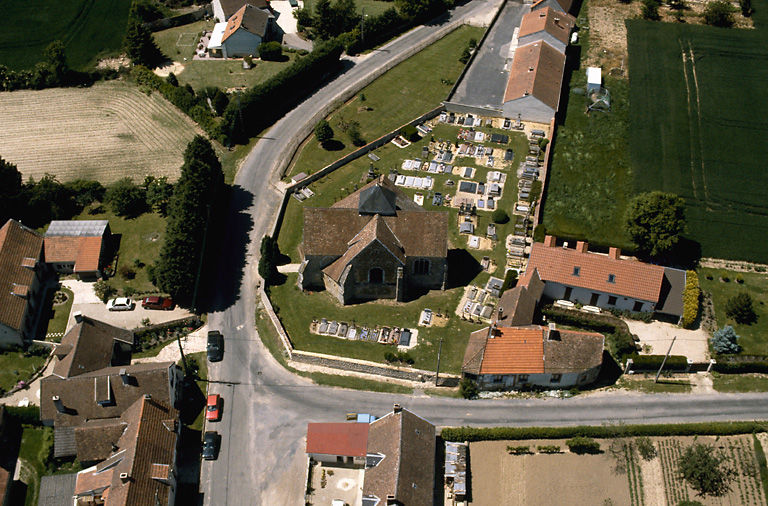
[0,81,202,183]
[0,0,132,70]
[628,20,768,263]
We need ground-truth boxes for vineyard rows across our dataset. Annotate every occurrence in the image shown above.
[0,81,202,183]
[624,442,645,506]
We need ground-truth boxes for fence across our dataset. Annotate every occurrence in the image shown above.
[533,116,557,225]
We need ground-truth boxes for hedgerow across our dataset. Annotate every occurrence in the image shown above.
[628,354,689,371]
[682,270,700,328]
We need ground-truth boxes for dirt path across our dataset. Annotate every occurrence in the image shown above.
[700,257,768,273]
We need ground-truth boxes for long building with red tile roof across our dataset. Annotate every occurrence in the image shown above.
[44,220,111,279]
[518,7,576,53]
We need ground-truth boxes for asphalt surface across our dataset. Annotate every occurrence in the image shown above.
[198,1,768,504]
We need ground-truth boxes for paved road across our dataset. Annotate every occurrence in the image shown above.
[198,1,768,503]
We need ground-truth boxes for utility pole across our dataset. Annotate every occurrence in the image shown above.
[435,338,443,386]
[361,8,367,45]
[655,336,677,383]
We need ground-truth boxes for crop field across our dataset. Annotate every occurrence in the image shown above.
[0,81,202,183]
[0,0,132,70]
[627,20,768,263]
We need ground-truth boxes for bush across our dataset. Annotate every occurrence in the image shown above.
[725,292,757,324]
[119,264,136,280]
[681,270,700,328]
[567,436,601,454]
[400,124,420,142]
[314,119,334,145]
[642,0,661,19]
[628,354,689,371]
[492,209,509,224]
[383,350,414,365]
[636,436,657,460]
[93,280,116,303]
[735,274,744,284]
[537,445,561,454]
[105,178,147,217]
[711,325,741,354]
[507,445,532,455]
[459,378,478,399]
[25,344,50,357]
[533,224,547,243]
[703,0,735,27]
[259,41,283,61]
[347,121,366,147]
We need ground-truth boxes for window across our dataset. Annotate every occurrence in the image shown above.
[633,301,644,312]
[608,274,616,283]
[550,374,562,383]
[413,259,430,275]
[490,375,503,383]
[608,296,617,306]
[572,266,580,276]
[369,268,383,284]
[518,374,529,383]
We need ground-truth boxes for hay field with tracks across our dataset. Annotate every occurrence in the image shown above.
[0,81,201,183]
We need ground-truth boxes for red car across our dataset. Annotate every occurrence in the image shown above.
[206,394,221,422]
[142,296,174,310]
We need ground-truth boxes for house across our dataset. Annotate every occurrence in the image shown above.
[69,396,179,506]
[495,268,545,326]
[517,7,575,54]
[212,0,271,23]
[531,0,575,15]
[305,422,370,467]
[44,220,111,279]
[299,176,448,304]
[305,405,436,506]
[526,235,685,318]
[207,4,276,58]
[462,323,604,390]
[502,41,566,124]
[0,219,47,348]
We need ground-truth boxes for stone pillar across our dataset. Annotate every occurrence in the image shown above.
[395,267,405,302]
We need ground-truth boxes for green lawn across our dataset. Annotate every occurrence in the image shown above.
[0,0,132,70]
[44,287,74,338]
[270,273,478,374]
[153,20,213,61]
[617,377,692,393]
[18,426,54,506]
[288,24,485,177]
[627,20,768,263]
[699,267,768,355]
[73,206,167,294]
[712,373,768,393]
[181,351,208,431]
[0,352,46,393]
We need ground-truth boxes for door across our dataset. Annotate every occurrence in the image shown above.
[590,293,600,306]
[563,287,573,300]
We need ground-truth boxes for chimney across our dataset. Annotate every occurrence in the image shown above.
[143,394,151,400]
[543,235,556,248]
[609,247,621,260]
[497,306,504,321]
[393,403,402,413]
[52,396,66,414]
[547,323,560,341]
[575,241,588,253]
[73,311,83,323]
[386,495,397,505]
[119,472,130,483]
[119,368,130,386]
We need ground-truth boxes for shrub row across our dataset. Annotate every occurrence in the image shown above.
[682,270,700,329]
[542,306,636,359]
[4,405,42,426]
[566,436,601,454]
[712,360,768,374]
[628,354,688,371]
[220,40,344,144]
[507,445,533,455]
[441,421,768,442]
[343,8,408,55]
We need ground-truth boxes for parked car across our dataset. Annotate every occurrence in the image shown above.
[206,394,221,422]
[141,296,174,310]
[202,431,221,460]
[107,297,134,311]
[207,330,223,362]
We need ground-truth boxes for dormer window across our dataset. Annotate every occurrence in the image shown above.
[572,266,580,276]
[608,274,616,283]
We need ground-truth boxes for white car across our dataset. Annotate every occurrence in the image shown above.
[107,297,134,311]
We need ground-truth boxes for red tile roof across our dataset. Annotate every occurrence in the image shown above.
[44,235,103,273]
[306,423,369,457]
[518,7,575,45]
[222,4,270,42]
[0,219,43,332]
[503,41,565,109]
[527,239,666,302]
[481,327,544,374]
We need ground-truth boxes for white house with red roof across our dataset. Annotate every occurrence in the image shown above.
[527,235,685,318]
[207,4,276,58]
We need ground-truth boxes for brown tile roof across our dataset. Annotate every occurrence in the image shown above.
[532,0,574,13]
[41,362,176,427]
[222,3,270,42]
[503,41,566,110]
[363,408,435,505]
[544,328,604,373]
[496,269,545,326]
[218,0,270,19]
[519,7,575,45]
[44,235,103,273]
[305,423,370,457]
[462,328,489,375]
[481,327,545,374]
[53,316,134,379]
[0,219,43,332]
[527,239,666,302]
[74,421,127,463]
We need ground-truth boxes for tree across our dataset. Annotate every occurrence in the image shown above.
[711,325,741,354]
[106,178,147,217]
[0,156,22,224]
[66,179,105,208]
[678,443,735,496]
[636,437,657,461]
[293,7,314,29]
[154,136,223,308]
[625,191,686,259]
[642,0,661,20]
[259,41,283,61]
[314,0,335,39]
[166,72,179,87]
[725,292,757,324]
[43,40,68,83]
[124,15,164,67]
[347,121,365,146]
[314,119,334,146]
[258,235,280,285]
[566,436,601,454]
[144,176,174,215]
[703,0,735,26]
[93,280,117,302]
[492,209,509,224]
[499,269,518,296]
[459,378,478,399]
[395,0,446,20]
[22,174,78,227]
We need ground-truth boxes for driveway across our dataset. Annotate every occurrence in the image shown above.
[63,280,195,331]
[625,319,711,362]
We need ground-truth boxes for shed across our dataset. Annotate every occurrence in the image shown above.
[459,222,475,235]
[587,67,602,92]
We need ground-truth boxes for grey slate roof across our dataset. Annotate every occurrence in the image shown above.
[38,473,77,506]
[46,220,108,237]
[358,185,397,216]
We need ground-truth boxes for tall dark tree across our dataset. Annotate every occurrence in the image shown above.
[105,178,146,217]
[124,15,163,67]
[43,40,68,82]
[625,191,686,259]
[22,174,77,227]
[144,176,174,216]
[154,136,223,308]
[0,156,22,224]
[314,0,335,39]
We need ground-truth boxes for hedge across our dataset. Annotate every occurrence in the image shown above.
[542,306,636,359]
[5,405,42,426]
[440,421,768,442]
[712,360,768,374]
[628,354,688,371]
[566,436,601,454]
[682,270,700,329]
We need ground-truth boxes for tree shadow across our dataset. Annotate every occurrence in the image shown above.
[178,376,206,426]
[445,249,483,289]
[667,236,702,270]
[321,139,345,151]
[197,185,254,313]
